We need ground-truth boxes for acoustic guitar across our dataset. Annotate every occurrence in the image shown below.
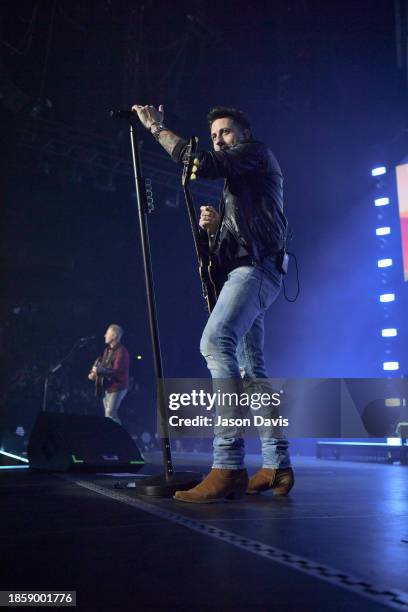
[90,357,105,399]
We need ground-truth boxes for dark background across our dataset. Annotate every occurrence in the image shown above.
[1,0,407,445]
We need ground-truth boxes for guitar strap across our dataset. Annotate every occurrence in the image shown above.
[94,345,118,399]
[101,345,118,369]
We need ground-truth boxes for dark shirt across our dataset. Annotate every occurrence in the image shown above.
[212,223,251,277]
[101,344,129,393]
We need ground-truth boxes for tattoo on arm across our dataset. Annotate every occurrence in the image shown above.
[156,129,183,157]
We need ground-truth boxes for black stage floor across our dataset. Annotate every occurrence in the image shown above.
[1,455,407,611]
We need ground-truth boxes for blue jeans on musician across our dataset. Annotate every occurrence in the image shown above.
[200,255,291,470]
[103,389,127,425]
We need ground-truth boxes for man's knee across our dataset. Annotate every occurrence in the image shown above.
[200,327,215,358]
[200,324,224,358]
[200,325,236,359]
[104,394,117,417]
[105,403,114,418]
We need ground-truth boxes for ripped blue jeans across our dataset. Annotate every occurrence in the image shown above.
[200,255,291,470]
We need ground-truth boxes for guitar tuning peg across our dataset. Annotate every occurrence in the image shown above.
[193,158,200,165]
[192,164,198,173]
[190,173,197,180]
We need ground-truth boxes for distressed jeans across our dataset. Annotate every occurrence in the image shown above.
[103,389,127,425]
[200,255,291,470]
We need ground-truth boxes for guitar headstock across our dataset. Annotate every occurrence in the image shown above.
[182,136,200,187]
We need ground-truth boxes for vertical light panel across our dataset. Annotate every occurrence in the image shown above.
[396,162,408,281]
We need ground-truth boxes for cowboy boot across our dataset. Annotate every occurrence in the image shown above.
[246,467,294,496]
[174,468,249,504]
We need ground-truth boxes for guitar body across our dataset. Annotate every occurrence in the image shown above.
[197,231,218,313]
[93,358,106,399]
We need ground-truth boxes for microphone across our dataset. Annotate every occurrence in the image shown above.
[79,335,96,343]
[110,109,134,119]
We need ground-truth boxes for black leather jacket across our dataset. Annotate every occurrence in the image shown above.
[174,139,288,264]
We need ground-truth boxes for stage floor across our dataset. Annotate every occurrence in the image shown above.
[1,455,407,611]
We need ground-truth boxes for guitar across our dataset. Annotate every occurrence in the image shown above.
[91,357,106,399]
[182,136,218,313]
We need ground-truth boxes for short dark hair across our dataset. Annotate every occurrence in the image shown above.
[207,106,251,133]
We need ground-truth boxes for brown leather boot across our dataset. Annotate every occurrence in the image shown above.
[174,468,249,504]
[246,467,294,496]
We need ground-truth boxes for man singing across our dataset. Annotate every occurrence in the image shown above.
[133,104,294,502]
[88,324,129,425]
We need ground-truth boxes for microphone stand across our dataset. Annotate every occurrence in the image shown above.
[118,114,201,496]
[41,337,94,413]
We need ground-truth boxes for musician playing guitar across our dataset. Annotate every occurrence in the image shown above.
[88,324,129,425]
[132,104,294,503]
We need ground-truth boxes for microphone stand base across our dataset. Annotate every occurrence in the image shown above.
[115,471,203,497]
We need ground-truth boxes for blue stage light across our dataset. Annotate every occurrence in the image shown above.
[386,437,401,445]
[385,398,401,407]
[381,328,398,337]
[377,258,393,267]
[371,167,386,176]
[376,227,391,236]
[383,361,399,371]
[374,197,390,206]
[0,449,29,463]
[379,293,395,302]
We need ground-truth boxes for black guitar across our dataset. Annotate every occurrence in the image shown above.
[182,136,218,313]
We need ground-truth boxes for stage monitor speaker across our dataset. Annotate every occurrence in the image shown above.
[28,412,144,473]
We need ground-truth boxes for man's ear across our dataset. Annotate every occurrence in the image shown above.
[243,128,251,140]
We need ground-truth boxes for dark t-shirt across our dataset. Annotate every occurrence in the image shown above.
[212,224,251,278]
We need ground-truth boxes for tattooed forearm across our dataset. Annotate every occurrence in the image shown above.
[156,129,184,157]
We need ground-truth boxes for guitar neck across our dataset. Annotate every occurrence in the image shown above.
[183,184,206,260]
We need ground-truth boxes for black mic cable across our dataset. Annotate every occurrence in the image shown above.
[283,251,300,302]
[281,226,300,302]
